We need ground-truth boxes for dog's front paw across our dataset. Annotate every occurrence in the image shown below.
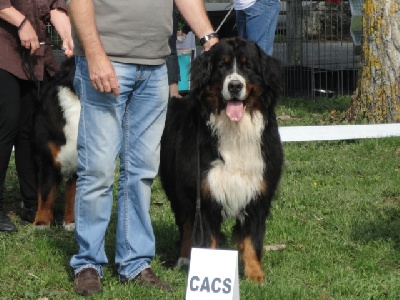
[176,257,190,269]
[63,222,75,231]
[245,267,265,283]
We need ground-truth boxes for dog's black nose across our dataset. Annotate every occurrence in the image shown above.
[228,80,243,94]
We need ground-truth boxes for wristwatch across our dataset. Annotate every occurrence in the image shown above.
[199,33,218,46]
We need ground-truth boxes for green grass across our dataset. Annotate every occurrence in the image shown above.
[1,96,400,299]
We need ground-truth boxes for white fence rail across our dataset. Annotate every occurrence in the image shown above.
[280,124,400,142]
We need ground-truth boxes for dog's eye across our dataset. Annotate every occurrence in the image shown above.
[219,58,231,69]
[239,57,252,70]
[218,60,231,69]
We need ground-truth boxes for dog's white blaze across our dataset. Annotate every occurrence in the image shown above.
[221,58,247,101]
[207,111,265,221]
[57,87,80,177]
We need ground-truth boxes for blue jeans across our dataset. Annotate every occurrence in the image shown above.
[70,56,168,280]
[235,0,280,55]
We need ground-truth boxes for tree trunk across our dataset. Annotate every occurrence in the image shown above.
[346,0,400,123]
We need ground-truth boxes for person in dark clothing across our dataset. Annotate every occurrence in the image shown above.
[166,6,181,98]
[0,0,73,232]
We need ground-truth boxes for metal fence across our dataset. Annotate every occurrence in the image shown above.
[206,0,361,99]
[47,23,65,64]
[273,1,360,98]
[49,1,361,98]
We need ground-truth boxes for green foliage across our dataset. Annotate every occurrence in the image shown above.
[1,96,399,299]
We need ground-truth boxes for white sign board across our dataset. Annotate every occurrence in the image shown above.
[186,248,239,300]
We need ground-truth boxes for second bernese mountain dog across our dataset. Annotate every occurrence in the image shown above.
[33,57,77,230]
[159,37,284,282]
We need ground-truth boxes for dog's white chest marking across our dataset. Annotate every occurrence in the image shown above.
[206,111,265,220]
[57,87,80,177]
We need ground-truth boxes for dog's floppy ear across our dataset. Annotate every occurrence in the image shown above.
[190,50,212,90]
[260,49,284,99]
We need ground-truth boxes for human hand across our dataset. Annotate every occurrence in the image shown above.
[87,54,120,96]
[62,35,74,58]
[177,30,186,43]
[18,19,40,55]
[169,83,182,98]
[202,38,218,52]
[49,9,74,58]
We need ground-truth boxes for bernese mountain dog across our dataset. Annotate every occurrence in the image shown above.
[159,37,284,282]
[33,57,78,230]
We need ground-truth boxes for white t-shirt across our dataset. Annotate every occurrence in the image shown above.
[233,0,257,10]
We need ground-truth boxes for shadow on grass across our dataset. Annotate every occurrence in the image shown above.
[350,206,400,250]
[32,226,77,282]
[153,216,181,269]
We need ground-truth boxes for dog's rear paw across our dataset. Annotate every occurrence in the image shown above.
[63,222,75,231]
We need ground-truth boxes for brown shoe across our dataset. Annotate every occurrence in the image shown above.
[128,268,172,293]
[73,268,102,296]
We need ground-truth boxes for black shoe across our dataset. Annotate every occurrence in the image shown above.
[0,210,17,232]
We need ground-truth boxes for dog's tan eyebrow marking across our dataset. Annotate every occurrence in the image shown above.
[224,57,231,63]
[240,57,247,63]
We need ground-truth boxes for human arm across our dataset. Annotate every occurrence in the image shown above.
[67,0,119,96]
[0,6,40,54]
[174,0,218,51]
[50,9,74,58]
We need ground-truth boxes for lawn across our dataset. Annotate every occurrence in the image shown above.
[1,96,400,299]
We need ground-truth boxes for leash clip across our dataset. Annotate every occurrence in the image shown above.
[40,41,66,51]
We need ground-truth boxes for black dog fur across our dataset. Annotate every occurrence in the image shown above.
[159,37,284,282]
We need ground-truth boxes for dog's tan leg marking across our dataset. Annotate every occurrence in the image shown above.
[48,142,61,168]
[180,220,193,259]
[210,235,218,249]
[238,237,265,282]
[64,177,76,225]
[201,180,211,199]
[259,180,268,195]
[34,185,57,226]
[34,142,60,227]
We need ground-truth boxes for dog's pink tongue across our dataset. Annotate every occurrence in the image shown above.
[226,101,244,122]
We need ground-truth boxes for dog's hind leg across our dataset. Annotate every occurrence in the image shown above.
[34,154,60,228]
[34,182,58,228]
[63,175,76,231]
